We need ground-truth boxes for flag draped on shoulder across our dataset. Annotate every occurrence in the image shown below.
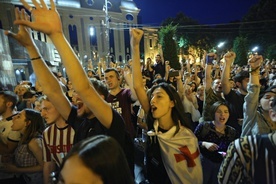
[153,120,203,184]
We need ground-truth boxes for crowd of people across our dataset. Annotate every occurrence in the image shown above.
[0,0,275,183]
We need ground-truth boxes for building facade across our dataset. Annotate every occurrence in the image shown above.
[0,0,159,88]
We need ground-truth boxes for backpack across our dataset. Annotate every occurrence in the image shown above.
[200,121,236,140]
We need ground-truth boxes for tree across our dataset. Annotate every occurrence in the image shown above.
[240,0,276,57]
[265,44,276,60]
[233,36,248,66]
[158,24,180,70]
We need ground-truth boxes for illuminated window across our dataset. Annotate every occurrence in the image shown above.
[90,26,95,36]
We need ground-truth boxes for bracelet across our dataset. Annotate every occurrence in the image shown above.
[30,56,42,61]
[249,66,260,73]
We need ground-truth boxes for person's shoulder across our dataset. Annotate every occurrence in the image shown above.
[43,124,55,134]
[28,137,42,147]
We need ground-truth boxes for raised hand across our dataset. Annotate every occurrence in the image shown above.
[248,55,263,70]
[223,51,236,65]
[130,28,143,46]
[5,8,34,48]
[14,0,62,36]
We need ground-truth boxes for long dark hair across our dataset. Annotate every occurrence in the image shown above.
[22,109,45,144]
[60,135,134,184]
[146,82,192,134]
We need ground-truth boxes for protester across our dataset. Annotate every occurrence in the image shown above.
[218,97,276,183]
[2,109,45,184]
[201,53,225,122]
[132,28,202,184]
[241,55,276,136]
[0,91,21,183]
[59,135,134,184]
[194,101,236,184]
[221,51,249,136]
[7,0,134,180]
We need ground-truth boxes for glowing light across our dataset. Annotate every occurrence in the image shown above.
[252,46,258,52]
[217,42,225,48]
[89,26,95,36]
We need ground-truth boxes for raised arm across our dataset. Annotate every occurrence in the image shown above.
[221,52,236,95]
[16,0,113,128]
[123,67,137,101]
[6,7,71,120]
[131,29,149,113]
[204,53,216,90]
[248,55,262,85]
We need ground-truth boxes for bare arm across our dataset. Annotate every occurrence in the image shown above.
[5,7,71,120]
[123,69,137,101]
[131,29,149,113]
[17,0,113,128]
[221,52,236,95]
[205,53,216,90]
[3,138,43,173]
[176,73,184,100]
[43,161,56,184]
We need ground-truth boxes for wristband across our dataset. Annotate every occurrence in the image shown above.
[206,55,214,65]
[30,56,42,61]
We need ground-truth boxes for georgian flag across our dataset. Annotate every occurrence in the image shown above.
[153,120,203,184]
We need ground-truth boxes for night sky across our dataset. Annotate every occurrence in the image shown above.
[135,0,260,25]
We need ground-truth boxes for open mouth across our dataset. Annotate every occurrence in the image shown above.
[76,100,84,110]
[219,117,226,121]
[151,105,157,112]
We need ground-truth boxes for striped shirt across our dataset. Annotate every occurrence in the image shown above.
[42,124,75,167]
[218,134,276,184]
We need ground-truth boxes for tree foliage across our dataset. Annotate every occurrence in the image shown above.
[233,36,248,66]
[158,24,181,70]
[240,0,276,58]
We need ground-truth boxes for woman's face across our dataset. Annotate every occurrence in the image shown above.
[60,155,103,184]
[214,105,229,125]
[12,110,28,132]
[67,81,73,90]
[190,83,196,91]
[150,87,174,119]
[260,92,276,111]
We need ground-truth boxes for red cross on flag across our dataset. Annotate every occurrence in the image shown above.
[174,146,200,167]
[153,120,203,184]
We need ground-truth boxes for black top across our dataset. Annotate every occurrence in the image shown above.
[224,89,245,136]
[67,106,134,175]
[67,106,125,147]
[146,126,171,184]
[153,62,165,78]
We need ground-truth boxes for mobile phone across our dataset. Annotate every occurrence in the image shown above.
[169,71,179,77]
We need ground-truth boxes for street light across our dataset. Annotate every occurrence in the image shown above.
[217,42,225,60]
[252,46,258,52]
[217,42,225,48]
